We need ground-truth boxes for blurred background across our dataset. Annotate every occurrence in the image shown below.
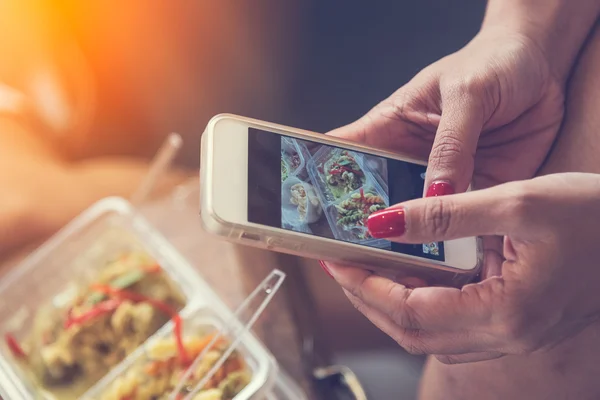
[0,1,486,398]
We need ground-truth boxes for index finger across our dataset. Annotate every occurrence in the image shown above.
[425,89,484,194]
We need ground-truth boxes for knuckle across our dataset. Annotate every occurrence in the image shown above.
[422,198,453,238]
[388,288,422,330]
[446,73,495,99]
[429,133,466,168]
[506,183,539,222]
[385,90,423,126]
[383,86,439,131]
[443,74,499,120]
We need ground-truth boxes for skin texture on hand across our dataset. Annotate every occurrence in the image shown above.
[323,4,600,399]
[327,173,600,364]
[329,28,564,193]
[482,0,600,82]
[418,20,600,400]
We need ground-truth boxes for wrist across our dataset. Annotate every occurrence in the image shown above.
[481,0,600,83]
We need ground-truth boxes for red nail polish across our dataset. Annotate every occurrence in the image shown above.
[319,260,334,279]
[367,208,406,239]
[426,181,454,197]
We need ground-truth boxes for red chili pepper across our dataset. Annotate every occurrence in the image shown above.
[5,333,27,359]
[119,388,137,400]
[91,284,189,365]
[142,263,162,274]
[64,299,124,329]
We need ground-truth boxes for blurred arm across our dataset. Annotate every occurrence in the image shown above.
[483,0,600,81]
[0,1,190,257]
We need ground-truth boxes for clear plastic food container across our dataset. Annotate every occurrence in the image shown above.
[281,177,322,227]
[307,146,377,205]
[362,154,389,193]
[306,147,390,247]
[281,138,307,180]
[0,197,282,400]
[81,307,277,400]
[323,182,391,249]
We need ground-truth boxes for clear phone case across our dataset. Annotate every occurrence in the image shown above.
[200,114,484,288]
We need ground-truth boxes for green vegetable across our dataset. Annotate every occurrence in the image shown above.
[87,269,146,305]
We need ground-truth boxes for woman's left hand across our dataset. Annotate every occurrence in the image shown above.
[324,173,600,364]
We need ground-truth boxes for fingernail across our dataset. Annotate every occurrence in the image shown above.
[426,181,454,197]
[319,260,334,279]
[367,207,406,239]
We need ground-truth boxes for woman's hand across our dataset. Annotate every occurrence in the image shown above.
[325,173,600,364]
[329,28,564,193]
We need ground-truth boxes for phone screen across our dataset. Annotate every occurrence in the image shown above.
[247,128,445,261]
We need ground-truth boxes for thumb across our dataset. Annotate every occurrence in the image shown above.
[424,90,484,195]
[367,182,523,243]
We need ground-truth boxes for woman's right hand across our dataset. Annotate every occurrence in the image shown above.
[329,27,565,194]
[326,172,600,364]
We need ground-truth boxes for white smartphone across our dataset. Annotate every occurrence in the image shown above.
[200,114,482,287]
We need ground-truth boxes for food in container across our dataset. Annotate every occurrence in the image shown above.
[280,159,289,182]
[334,188,387,240]
[281,177,322,226]
[283,152,301,174]
[0,197,292,400]
[281,138,306,179]
[308,148,368,203]
[290,183,321,222]
[324,151,365,198]
[6,250,186,400]
[89,268,287,400]
[97,332,250,400]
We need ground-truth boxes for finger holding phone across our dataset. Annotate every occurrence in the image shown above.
[326,173,600,363]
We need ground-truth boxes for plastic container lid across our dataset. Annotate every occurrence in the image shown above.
[81,307,277,400]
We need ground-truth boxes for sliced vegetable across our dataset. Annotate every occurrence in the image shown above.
[142,263,162,274]
[324,151,366,198]
[87,266,157,305]
[90,284,189,365]
[64,298,124,329]
[5,333,27,359]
